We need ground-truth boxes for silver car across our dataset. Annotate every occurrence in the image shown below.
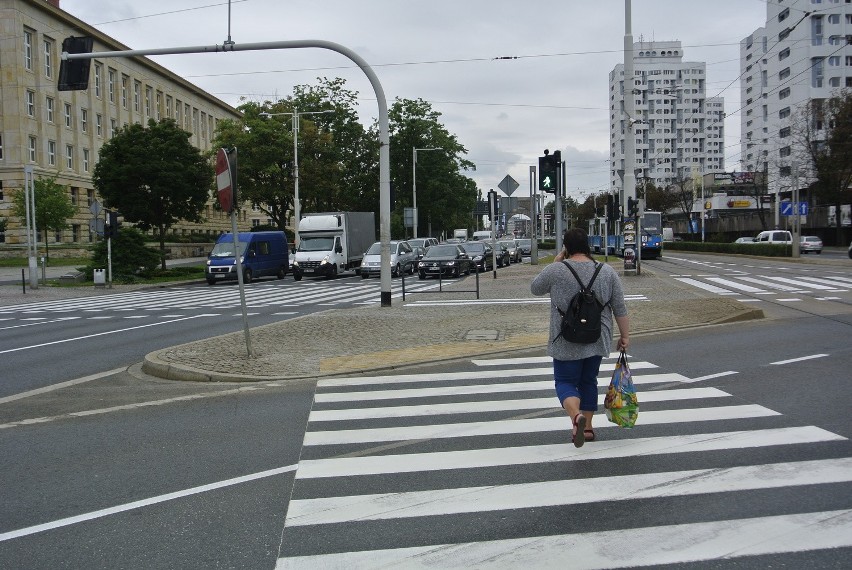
[498,239,522,263]
[360,240,417,278]
[800,236,822,254]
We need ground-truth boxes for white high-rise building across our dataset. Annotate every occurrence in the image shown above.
[609,41,725,194]
[740,0,852,195]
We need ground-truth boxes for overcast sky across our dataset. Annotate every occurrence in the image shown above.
[61,0,770,202]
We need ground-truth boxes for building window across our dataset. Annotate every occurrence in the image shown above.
[779,67,791,80]
[829,76,841,87]
[110,118,117,138]
[87,189,94,207]
[81,108,88,132]
[64,103,72,128]
[779,166,792,177]
[24,29,33,70]
[0,134,3,160]
[778,7,790,22]
[134,81,140,112]
[46,96,54,122]
[145,86,152,117]
[96,114,103,137]
[54,229,62,243]
[83,149,90,172]
[71,187,78,205]
[26,90,36,117]
[780,127,791,138]
[72,224,80,242]
[779,87,791,99]
[779,47,790,60]
[121,75,128,108]
[156,92,162,120]
[28,137,37,162]
[166,96,173,118]
[65,145,73,169]
[43,39,53,78]
[94,64,102,98]
[108,69,116,102]
[779,146,791,157]
[48,140,56,165]
[779,107,791,119]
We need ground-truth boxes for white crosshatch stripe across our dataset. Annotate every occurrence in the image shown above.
[277,510,852,569]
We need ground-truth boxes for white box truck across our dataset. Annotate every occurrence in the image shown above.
[453,228,468,241]
[292,212,375,280]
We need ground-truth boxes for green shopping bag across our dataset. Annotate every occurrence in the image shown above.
[604,351,639,428]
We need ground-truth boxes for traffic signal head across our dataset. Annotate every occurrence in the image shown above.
[105,210,121,239]
[58,36,94,91]
[538,155,558,192]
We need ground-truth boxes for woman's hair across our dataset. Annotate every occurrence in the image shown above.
[563,228,592,258]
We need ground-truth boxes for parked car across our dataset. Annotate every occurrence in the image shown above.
[800,236,823,254]
[360,240,417,278]
[408,237,439,251]
[417,244,472,279]
[460,241,494,272]
[516,238,532,256]
[734,237,755,244]
[499,239,522,263]
[754,230,793,244]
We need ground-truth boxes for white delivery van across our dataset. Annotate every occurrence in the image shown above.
[754,230,793,244]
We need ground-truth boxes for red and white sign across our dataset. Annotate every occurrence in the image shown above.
[216,148,233,213]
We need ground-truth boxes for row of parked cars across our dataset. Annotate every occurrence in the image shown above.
[359,236,532,280]
[734,231,825,254]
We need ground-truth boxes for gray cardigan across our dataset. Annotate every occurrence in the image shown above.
[530,259,628,360]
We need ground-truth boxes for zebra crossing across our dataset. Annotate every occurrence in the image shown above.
[0,278,443,316]
[276,353,851,568]
[671,270,851,300]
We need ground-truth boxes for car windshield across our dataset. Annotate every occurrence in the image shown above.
[499,241,515,247]
[298,236,335,252]
[408,239,427,248]
[516,239,531,247]
[461,243,485,254]
[365,242,383,255]
[424,245,459,258]
[210,239,247,258]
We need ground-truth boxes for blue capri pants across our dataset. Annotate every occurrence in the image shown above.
[553,355,604,411]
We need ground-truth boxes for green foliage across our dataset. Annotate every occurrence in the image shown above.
[12,176,76,261]
[664,241,791,257]
[85,227,161,282]
[92,119,210,269]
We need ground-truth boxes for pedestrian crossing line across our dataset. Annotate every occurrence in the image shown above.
[277,509,852,569]
[316,360,659,388]
[293,426,844,479]
[285,457,852,526]
[472,352,625,366]
[733,275,802,291]
[308,388,732,422]
[705,277,766,293]
[673,278,734,294]
[764,275,835,290]
[303,405,780,447]
[314,373,689,404]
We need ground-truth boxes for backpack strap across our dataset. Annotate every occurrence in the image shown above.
[561,260,602,292]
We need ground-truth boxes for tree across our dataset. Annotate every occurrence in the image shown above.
[93,119,210,269]
[793,90,852,244]
[388,98,477,238]
[12,176,76,262]
[85,227,160,282]
[210,78,376,231]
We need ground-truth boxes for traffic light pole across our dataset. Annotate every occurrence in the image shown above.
[529,165,538,264]
[63,38,395,307]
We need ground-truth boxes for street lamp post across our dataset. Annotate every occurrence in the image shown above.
[412,147,440,239]
[260,109,333,246]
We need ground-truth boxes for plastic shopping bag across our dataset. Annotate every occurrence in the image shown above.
[604,351,639,428]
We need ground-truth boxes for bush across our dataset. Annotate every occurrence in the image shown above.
[85,227,161,282]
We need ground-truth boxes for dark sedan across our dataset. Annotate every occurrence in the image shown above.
[417,244,472,279]
[460,241,494,272]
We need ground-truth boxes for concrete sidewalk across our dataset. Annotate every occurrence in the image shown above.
[141,261,764,383]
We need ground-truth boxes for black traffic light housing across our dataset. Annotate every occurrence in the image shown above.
[627,197,639,217]
[105,210,120,239]
[538,151,558,193]
[58,36,94,91]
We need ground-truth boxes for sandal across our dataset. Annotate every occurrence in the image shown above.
[572,413,587,448]
[584,429,596,442]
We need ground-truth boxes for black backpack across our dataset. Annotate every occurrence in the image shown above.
[554,261,607,344]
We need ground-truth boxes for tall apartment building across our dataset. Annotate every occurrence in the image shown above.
[740,0,852,195]
[0,0,249,247]
[609,41,725,195]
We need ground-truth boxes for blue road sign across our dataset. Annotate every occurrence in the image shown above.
[781,202,808,216]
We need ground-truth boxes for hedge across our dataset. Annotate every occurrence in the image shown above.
[663,241,792,257]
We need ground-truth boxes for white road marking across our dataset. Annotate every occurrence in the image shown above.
[0,464,297,543]
[286,457,852,525]
[770,354,829,366]
[0,314,217,355]
[684,370,739,383]
[277,509,852,569]
[0,367,126,405]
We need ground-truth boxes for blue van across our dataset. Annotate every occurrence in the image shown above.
[206,231,289,285]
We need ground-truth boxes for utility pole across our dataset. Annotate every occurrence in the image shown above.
[622,0,638,276]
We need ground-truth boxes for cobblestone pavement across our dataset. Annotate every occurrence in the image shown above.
[138,261,763,382]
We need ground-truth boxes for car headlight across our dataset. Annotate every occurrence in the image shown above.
[206,260,211,266]
[418,261,425,268]
[292,261,300,267]
[239,256,245,263]
[446,260,455,266]
[320,256,330,265]
[474,255,483,261]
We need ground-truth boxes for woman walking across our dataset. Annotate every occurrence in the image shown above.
[531,228,630,447]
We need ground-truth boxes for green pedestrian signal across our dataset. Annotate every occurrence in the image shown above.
[538,154,558,193]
